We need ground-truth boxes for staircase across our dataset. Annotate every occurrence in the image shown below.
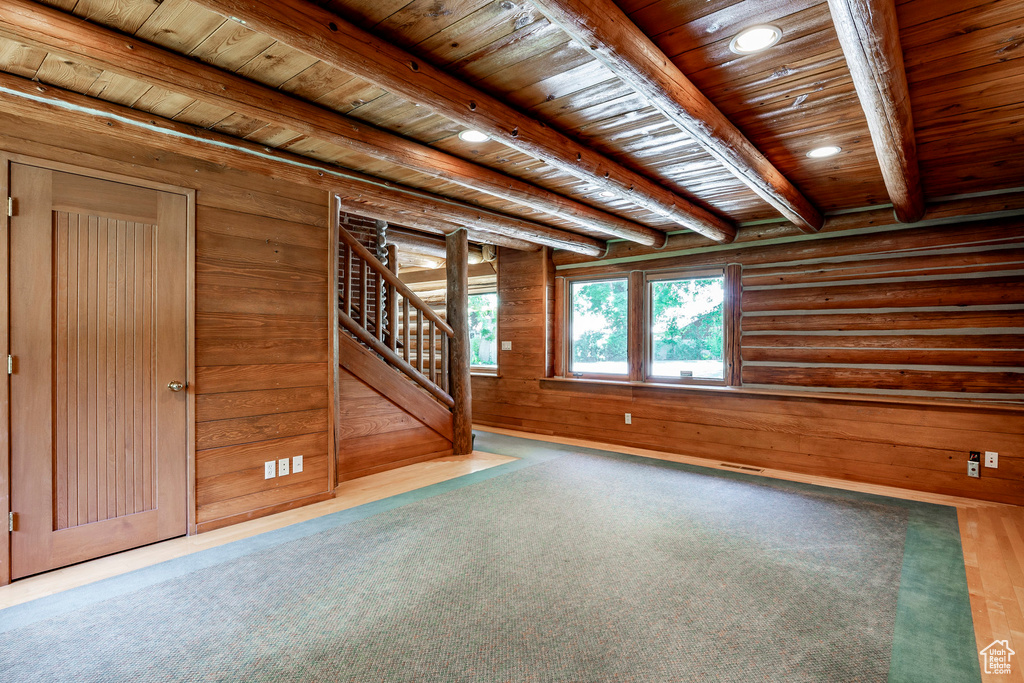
[337,225,455,408]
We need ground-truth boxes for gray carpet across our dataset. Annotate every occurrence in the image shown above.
[0,433,975,682]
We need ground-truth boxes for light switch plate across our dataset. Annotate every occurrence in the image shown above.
[278,458,289,476]
[293,455,303,473]
[968,461,980,478]
[501,341,512,351]
[985,451,998,468]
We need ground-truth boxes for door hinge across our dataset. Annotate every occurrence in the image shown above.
[8,512,13,533]
[6,197,11,218]
[6,355,11,375]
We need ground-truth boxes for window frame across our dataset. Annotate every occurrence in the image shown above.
[557,265,738,387]
[566,275,631,380]
[644,268,728,386]
[468,290,499,374]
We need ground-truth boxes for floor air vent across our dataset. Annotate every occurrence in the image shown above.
[719,463,764,473]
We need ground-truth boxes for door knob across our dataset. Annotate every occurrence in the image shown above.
[167,380,186,392]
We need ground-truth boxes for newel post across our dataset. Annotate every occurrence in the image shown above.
[446,229,473,454]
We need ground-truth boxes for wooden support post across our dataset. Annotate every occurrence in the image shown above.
[446,229,473,455]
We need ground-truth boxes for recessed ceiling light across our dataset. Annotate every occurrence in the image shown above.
[806,145,842,158]
[458,129,489,143]
[599,191,615,198]
[729,25,782,54]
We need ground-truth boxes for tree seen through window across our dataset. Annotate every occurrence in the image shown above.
[469,293,497,368]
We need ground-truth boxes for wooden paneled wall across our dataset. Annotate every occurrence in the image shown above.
[496,247,555,381]
[336,365,452,481]
[1,111,334,533]
[474,224,1024,505]
[193,199,331,532]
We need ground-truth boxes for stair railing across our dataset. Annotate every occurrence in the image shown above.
[338,226,454,408]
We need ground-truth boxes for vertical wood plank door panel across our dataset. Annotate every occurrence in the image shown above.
[10,164,188,580]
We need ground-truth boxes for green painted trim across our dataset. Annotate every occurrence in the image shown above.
[556,210,1024,271]
[888,506,982,682]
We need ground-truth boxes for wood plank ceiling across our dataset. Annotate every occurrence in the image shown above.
[0,0,1020,255]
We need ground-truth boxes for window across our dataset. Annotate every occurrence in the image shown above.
[559,267,734,385]
[570,278,628,376]
[468,293,498,369]
[648,274,725,380]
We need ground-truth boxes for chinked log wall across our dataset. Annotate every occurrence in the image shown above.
[474,222,1024,505]
[1,111,334,532]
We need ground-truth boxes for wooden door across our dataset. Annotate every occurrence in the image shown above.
[9,164,188,579]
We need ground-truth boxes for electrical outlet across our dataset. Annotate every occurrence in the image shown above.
[985,451,998,468]
[968,461,980,478]
[501,340,512,350]
[625,412,632,425]
[278,458,289,476]
[264,461,276,479]
[293,455,303,473]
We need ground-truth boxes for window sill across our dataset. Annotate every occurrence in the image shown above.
[470,368,499,377]
[540,376,1024,413]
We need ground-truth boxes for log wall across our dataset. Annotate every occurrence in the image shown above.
[474,222,1024,505]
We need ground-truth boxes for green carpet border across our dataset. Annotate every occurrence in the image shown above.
[2,429,982,683]
[888,505,982,682]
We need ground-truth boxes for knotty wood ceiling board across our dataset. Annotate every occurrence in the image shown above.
[21,0,764,231]
[628,0,890,212]
[12,0,1024,244]
[898,0,1024,197]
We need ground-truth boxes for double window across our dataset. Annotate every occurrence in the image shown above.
[562,267,734,385]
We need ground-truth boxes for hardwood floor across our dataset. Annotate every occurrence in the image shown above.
[2,426,1020,681]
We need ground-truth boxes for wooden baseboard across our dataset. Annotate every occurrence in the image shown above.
[196,491,334,534]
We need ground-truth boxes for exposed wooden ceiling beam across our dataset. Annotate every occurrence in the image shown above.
[334,182,604,255]
[190,0,737,243]
[334,194,538,252]
[0,0,662,248]
[386,227,486,265]
[531,0,823,234]
[827,0,925,223]
[0,70,567,253]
